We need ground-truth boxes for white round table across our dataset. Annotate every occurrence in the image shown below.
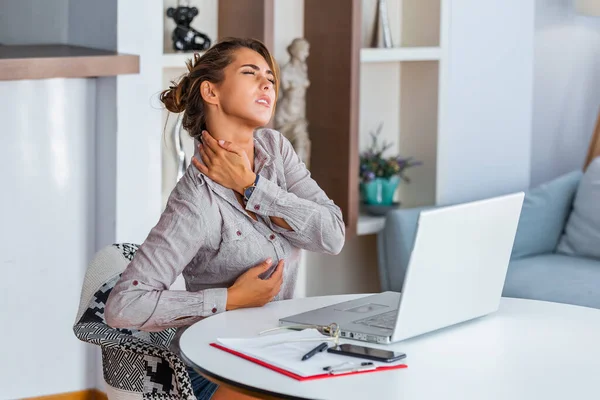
[180,294,600,400]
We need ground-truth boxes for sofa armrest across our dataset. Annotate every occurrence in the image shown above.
[377,207,430,292]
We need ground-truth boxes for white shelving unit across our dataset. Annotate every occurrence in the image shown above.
[360,46,441,63]
[357,0,443,236]
[357,214,386,236]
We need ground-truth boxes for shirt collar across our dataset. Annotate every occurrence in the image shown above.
[193,132,273,179]
[193,133,273,215]
[252,131,273,173]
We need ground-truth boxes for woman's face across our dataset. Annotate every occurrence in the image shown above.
[214,47,276,128]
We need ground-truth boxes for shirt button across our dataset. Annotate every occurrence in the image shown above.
[211,307,217,314]
[269,234,276,240]
[236,230,242,236]
[132,280,138,286]
[254,205,260,211]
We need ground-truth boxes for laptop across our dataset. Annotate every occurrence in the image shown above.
[279,192,525,344]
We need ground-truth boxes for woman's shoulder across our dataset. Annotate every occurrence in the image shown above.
[255,127,282,145]
[254,128,293,154]
[166,165,212,207]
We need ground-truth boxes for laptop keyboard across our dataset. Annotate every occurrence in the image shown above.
[355,310,397,329]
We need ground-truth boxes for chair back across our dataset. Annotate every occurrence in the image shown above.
[73,243,194,400]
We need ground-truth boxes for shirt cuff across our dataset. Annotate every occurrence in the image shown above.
[202,288,228,317]
[140,287,228,328]
[245,174,280,215]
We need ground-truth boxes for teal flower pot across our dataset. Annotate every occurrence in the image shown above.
[360,176,400,205]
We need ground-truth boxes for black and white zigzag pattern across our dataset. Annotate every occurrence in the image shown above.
[150,329,177,348]
[80,276,136,336]
[73,243,194,399]
[103,346,145,391]
[145,355,176,394]
[113,243,140,261]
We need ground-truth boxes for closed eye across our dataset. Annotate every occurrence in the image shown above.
[243,71,276,85]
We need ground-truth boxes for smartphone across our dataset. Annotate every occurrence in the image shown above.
[327,344,406,363]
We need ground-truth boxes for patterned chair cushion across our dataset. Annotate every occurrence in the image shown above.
[73,243,194,400]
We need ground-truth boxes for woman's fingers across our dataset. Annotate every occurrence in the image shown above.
[217,139,252,170]
[191,156,208,175]
[201,130,222,154]
[218,140,245,157]
[199,144,212,167]
[202,140,217,158]
[269,260,285,282]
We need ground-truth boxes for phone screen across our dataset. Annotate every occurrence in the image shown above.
[338,344,402,359]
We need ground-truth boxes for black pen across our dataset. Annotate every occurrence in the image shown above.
[301,342,328,361]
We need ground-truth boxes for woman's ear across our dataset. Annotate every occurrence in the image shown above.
[200,81,219,106]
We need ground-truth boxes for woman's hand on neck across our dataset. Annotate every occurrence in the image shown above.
[205,115,256,159]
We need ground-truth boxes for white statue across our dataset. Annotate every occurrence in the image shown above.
[275,38,311,168]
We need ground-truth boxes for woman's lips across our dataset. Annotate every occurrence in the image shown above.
[256,96,272,108]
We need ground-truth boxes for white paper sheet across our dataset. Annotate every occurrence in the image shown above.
[217,329,405,377]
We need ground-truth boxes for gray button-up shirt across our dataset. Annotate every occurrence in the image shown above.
[105,129,345,335]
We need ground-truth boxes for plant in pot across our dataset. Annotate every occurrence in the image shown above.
[359,124,421,213]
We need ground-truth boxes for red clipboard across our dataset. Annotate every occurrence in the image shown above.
[210,342,408,381]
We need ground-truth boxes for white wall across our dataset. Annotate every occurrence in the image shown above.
[92,0,164,392]
[68,1,120,391]
[530,0,600,187]
[0,78,97,399]
[0,2,107,398]
[0,1,163,396]
[436,0,535,205]
[115,0,164,244]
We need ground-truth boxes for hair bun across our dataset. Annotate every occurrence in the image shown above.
[160,74,190,113]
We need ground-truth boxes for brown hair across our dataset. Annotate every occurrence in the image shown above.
[160,37,279,141]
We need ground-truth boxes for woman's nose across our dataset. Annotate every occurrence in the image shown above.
[261,77,272,91]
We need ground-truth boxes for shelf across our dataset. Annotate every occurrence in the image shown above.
[162,52,203,69]
[360,47,441,63]
[357,213,386,236]
[0,45,139,81]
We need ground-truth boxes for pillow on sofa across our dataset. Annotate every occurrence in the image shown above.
[557,157,600,260]
[511,170,582,260]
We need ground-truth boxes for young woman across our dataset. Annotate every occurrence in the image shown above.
[105,37,345,399]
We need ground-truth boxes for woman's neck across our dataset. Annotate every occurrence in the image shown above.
[205,118,256,167]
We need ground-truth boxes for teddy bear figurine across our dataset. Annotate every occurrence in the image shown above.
[166,5,211,52]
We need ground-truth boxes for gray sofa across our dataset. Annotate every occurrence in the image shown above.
[377,168,600,309]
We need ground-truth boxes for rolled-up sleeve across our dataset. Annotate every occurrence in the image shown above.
[245,133,346,255]
[105,174,227,332]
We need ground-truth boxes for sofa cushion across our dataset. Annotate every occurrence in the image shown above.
[510,170,582,260]
[557,157,600,260]
[503,253,600,309]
